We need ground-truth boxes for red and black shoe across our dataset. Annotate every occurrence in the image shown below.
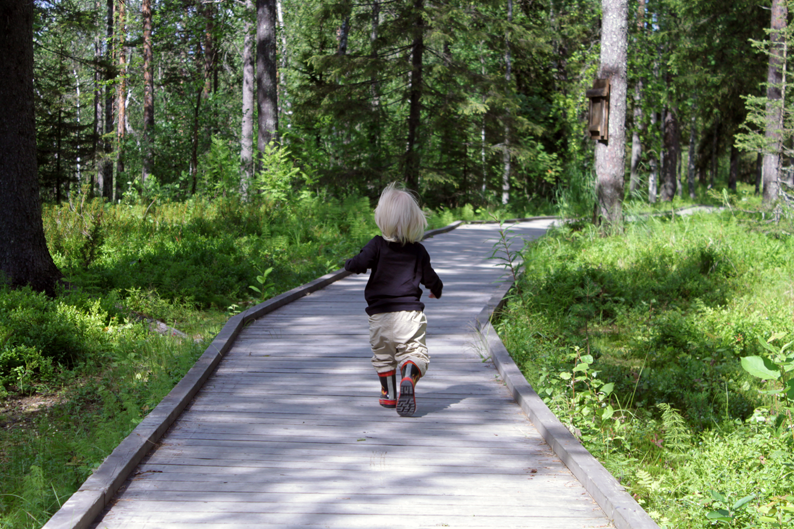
[397,361,420,417]
[378,370,398,408]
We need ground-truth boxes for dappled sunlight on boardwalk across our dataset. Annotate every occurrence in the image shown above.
[91,220,611,529]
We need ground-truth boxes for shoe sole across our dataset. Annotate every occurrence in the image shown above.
[397,378,416,417]
[379,399,396,409]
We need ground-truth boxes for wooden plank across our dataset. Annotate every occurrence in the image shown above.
[100,499,600,517]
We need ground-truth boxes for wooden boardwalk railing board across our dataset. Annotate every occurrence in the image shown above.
[88,221,616,529]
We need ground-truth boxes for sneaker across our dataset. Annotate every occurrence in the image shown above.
[397,361,420,417]
[378,370,397,408]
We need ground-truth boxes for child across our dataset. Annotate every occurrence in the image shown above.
[345,183,443,417]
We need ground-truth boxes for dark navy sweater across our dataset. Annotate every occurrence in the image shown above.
[344,236,443,316]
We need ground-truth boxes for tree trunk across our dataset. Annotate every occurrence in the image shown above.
[241,0,255,195]
[191,86,202,195]
[203,3,215,96]
[0,0,62,295]
[276,0,290,128]
[762,0,787,203]
[93,11,101,196]
[404,0,424,190]
[502,0,513,205]
[710,117,719,188]
[116,0,127,200]
[648,110,657,202]
[142,0,154,184]
[687,111,697,198]
[729,143,739,191]
[629,0,645,196]
[256,0,279,159]
[594,0,628,225]
[99,0,115,199]
[337,14,351,56]
[370,0,381,178]
[660,106,679,201]
[755,153,763,194]
[56,105,63,202]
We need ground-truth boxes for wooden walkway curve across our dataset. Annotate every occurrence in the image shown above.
[91,221,612,529]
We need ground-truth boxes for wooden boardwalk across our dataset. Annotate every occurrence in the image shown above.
[92,221,611,529]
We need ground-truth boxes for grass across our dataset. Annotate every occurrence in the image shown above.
[496,196,794,528]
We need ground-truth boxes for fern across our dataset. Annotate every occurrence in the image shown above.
[657,403,691,453]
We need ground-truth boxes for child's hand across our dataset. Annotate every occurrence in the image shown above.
[429,293,437,299]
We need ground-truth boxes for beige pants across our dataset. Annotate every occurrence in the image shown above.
[368,311,429,377]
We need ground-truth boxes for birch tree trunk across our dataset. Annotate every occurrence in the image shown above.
[276,0,290,128]
[257,0,279,160]
[660,106,679,201]
[241,0,255,195]
[687,111,697,198]
[115,0,127,201]
[648,110,657,202]
[142,0,154,184]
[404,0,424,190]
[0,0,62,295]
[629,0,645,196]
[762,0,788,203]
[594,0,628,225]
[502,0,513,205]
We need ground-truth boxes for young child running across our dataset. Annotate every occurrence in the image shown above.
[345,183,443,417]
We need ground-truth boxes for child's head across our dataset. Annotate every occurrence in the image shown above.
[374,183,427,245]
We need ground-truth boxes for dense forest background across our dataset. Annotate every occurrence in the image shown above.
[33,0,778,212]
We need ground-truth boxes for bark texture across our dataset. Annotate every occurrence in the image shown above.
[594,0,628,225]
[0,0,62,295]
[762,0,788,203]
[257,0,279,157]
[241,0,255,195]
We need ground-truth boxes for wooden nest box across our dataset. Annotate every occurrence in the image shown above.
[586,79,610,141]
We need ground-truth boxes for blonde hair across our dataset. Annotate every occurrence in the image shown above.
[374,183,427,244]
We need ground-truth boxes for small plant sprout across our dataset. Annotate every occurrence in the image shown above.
[706,490,756,524]
[249,267,276,301]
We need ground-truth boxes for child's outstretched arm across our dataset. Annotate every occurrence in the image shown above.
[344,237,379,274]
[421,251,443,299]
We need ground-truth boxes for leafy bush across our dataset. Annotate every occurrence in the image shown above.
[497,212,794,528]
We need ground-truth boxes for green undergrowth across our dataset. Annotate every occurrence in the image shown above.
[496,210,794,528]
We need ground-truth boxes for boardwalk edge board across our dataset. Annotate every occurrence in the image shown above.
[42,220,470,529]
[475,283,661,529]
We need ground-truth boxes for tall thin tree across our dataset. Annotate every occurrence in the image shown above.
[241,0,255,194]
[629,0,645,196]
[594,0,629,225]
[116,0,127,200]
[142,0,154,184]
[404,0,424,189]
[762,0,788,203]
[257,0,279,160]
[502,0,513,205]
